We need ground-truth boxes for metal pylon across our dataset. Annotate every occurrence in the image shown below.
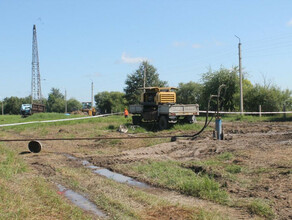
[31,24,42,104]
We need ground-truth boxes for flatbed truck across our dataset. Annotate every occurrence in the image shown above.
[129,87,199,129]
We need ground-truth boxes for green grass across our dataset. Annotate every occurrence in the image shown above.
[0,143,91,219]
[120,160,229,204]
[225,164,242,174]
[217,152,233,161]
[2,113,290,135]
[247,199,274,219]
[0,112,86,124]
[170,122,205,131]
[0,144,27,179]
[0,114,126,132]
[219,113,292,122]
[184,152,243,179]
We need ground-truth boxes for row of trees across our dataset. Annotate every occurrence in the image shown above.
[95,62,291,113]
[2,88,82,115]
[176,67,291,112]
[2,61,291,114]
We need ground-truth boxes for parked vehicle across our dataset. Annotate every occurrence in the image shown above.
[81,102,96,116]
[129,87,199,129]
[20,103,45,117]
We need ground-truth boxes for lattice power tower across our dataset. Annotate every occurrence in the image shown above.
[31,24,42,104]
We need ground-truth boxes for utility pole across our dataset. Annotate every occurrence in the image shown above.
[31,24,42,104]
[91,81,94,110]
[65,89,67,114]
[235,35,243,115]
[143,63,146,93]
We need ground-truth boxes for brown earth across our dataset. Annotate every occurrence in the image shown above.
[86,122,292,219]
[3,121,292,219]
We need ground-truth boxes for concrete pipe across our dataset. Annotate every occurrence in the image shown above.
[28,140,42,153]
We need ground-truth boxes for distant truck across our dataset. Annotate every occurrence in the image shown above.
[129,87,199,130]
[20,103,45,117]
[81,102,97,116]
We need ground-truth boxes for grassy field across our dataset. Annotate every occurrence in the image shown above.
[0,143,92,219]
[0,113,88,124]
[0,113,290,219]
[118,160,229,204]
[0,113,292,129]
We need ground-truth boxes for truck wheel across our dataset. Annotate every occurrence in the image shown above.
[158,116,169,130]
[184,115,197,124]
[132,116,142,125]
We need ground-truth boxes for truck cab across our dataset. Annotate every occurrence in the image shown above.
[81,102,96,116]
[20,104,32,116]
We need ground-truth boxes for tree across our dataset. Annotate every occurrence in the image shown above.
[3,96,31,114]
[244,84,292,112]
[95,91,126,114]
[124,61,168,104]
[176,81,203,104]
[46,88,65,113]
[201,67,239,111]
[67,98,82,112]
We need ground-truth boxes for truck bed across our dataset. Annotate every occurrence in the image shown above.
[129,104,199,116]
[159,104,199,116]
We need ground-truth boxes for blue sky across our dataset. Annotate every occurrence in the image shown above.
[1,0,291,102]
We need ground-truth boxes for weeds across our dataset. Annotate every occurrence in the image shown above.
[122,160,229,204]
[217,152,233,161]
[225,164,242,174]
[247,199,274,219]
[0,144,27,179]
[0,144,90,219]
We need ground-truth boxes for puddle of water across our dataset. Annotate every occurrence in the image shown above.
[57,184,107,218]
[86,165,101,169]
[93,169,149,188]
[81,160,90,166]
[63,154,149,188]
[64,154,77,160]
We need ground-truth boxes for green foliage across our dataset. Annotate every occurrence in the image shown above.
[176,81,203,104]
[3,96,30,114]
[201,67,238,111]
[244,84,292,112]
[95,91,126,114]
[46,88,65,113]
[124,61,168,104]
[67,98,82,112]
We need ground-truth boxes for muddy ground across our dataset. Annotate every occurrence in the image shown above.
[4,120,292,219]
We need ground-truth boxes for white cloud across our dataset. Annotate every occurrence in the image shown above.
[121,52,148,64]
[191,43,201,49]
[173,41,186,47]
[287,19,292,26]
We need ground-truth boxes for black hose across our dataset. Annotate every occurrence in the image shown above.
[172,94,216,140]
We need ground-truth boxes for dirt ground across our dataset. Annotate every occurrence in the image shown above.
[4,121,292,219]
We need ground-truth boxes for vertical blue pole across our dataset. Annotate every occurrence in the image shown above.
[215,118,222,140]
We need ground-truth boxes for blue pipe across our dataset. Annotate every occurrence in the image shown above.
[215,118,222,140]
